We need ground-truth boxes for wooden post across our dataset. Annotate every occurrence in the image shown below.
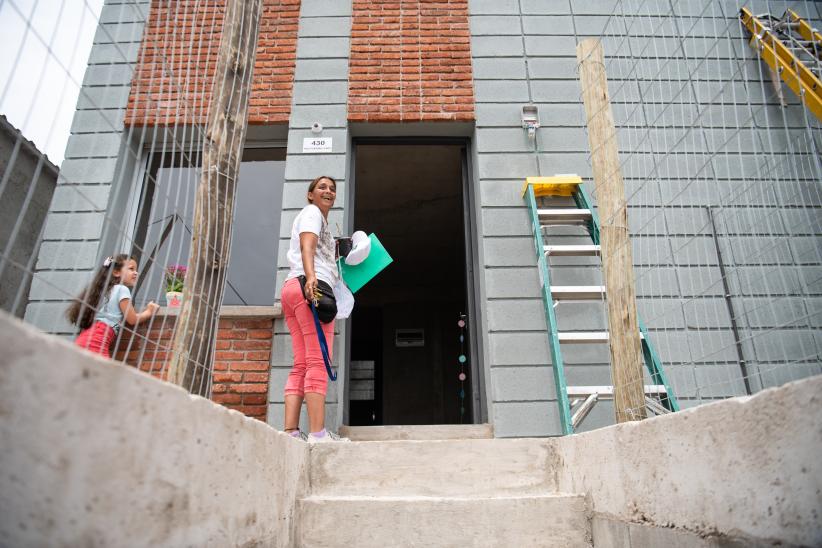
[166,0,263,396]
[577,39,647,422]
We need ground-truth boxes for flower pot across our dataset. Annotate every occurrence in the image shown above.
[166,291,183,308]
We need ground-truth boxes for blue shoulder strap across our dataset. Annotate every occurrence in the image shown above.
[309,301,336,381]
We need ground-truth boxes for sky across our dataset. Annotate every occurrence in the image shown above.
[0,0,105,166]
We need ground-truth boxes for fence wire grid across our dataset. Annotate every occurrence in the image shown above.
[557,0,822,425]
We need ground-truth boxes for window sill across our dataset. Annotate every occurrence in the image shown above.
[155,304,282,319]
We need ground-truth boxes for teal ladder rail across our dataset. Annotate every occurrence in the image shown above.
[523,176,680,435]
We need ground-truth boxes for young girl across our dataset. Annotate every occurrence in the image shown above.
[67,254,159,358]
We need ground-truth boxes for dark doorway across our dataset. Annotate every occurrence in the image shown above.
[348,143,474,426]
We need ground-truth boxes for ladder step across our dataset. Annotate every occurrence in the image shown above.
[537,209,592,225]
[567,385,667,398]
[558,331,645,344]
[524,175,583,198]
[558,332,608,343]
[645,396,673,416]
[551,285,605,300]
[544,244,601,257]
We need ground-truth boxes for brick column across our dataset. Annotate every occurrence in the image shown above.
[348,0,475,122]
[125,0,300,126]
[115,306,278,422]
[211,317,274,420]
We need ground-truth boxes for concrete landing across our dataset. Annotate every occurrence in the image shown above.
[297,493,591,547]
[338,423,494,441]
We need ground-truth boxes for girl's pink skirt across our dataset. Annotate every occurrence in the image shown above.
[75,321,116,358]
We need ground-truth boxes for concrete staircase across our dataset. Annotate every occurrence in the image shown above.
[296,435,592,547]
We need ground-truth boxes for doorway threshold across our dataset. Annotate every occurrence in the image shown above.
[338,424,493,441]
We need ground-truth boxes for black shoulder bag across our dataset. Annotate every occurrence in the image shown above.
[298,275,337,380]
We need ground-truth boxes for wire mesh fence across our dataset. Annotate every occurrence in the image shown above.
[562,0,822,425]
[0,0,279,398]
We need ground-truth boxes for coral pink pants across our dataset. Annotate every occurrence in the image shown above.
[282,277,334,397]
[75,321,116,358]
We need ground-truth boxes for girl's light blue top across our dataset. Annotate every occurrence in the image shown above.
[94,284,131,331]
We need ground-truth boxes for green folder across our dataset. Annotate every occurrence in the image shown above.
[339,233,393,294]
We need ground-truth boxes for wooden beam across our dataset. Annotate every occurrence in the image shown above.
[577,39,647,423]
[166,0,263,395]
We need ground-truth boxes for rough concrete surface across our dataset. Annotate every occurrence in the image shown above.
[557,376,822,547]
[297,494,591,547]
[1,310,820,547]
[591,514,779,548]
[308,438,560,497]
[0,312,309,548]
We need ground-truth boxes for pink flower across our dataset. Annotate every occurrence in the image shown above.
[164,264,187,292]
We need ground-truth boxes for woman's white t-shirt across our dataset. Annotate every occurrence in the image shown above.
[287,204,338,286]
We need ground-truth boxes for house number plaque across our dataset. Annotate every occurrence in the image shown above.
[302,137,332,153]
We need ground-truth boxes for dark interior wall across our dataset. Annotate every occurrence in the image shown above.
[353,144,471,425]
[380,300,466,425]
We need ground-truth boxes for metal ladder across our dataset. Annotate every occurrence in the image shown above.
[523,175,679,435]
[740,8,822,122]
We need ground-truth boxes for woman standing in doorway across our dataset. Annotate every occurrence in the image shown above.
[282,175,346,443]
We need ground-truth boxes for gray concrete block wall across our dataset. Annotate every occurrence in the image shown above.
[470,0,822,436]
[471,0,608,436]
[267,0,353,433]
[0,124,59,319]
[25,0,149,336]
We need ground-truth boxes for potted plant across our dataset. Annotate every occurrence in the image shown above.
[164,264,187,308]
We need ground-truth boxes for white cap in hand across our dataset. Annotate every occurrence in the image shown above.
[344,231,371,266]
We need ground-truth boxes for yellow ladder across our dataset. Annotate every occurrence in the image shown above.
[740,8,822,122]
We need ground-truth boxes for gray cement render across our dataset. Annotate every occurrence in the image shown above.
[266,0,353,433]
[469,0,822,436]
[24,0,150,336]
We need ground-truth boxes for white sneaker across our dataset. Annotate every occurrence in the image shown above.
[308,430,350,443]
[293,430,309,442]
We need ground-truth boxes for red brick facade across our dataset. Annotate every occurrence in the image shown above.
[348,0,475,122]
[115,313,274,422]
[125,0,300,126]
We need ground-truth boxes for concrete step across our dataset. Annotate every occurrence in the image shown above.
[308,438,559,497]
[297,493,591,547]
[338,423,494,441]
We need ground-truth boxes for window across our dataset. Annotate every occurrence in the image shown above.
[132,147,285,306]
